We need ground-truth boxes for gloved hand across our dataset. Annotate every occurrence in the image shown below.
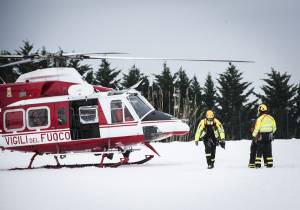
[195,141,199,146]
[219,141,225,149]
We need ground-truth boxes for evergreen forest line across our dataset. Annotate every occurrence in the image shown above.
[1,41,299,140]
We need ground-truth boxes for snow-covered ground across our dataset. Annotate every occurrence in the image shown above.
[0,139,299,210]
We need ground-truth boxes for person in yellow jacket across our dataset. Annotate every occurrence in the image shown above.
[195,110,225,169]
[252,104,277,168]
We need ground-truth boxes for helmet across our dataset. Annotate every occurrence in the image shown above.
[258,104,268,113]
[206,110,214,119]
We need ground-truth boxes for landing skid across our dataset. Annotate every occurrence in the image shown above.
[8,143,159,170]
[9,155,154,170]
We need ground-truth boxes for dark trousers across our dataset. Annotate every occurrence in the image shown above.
[203,138,217,166]
[255,133,273,168]
[249,141,267,168]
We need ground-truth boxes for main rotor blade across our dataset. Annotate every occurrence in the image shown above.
[0,58,33,68]
[0,54,24,59]
[84,55,255,63]
[62,52,128,56]
[32,58,47,63]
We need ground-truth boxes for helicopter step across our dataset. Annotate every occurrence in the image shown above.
[9,155,154,170]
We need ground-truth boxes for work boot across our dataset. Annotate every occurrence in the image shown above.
[248,163,255,168]
[207,164,214,169]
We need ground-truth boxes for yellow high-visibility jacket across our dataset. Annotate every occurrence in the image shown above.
[252,114,276,138]
[195,118,225,142]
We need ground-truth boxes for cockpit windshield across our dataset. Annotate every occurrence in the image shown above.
[127,94,152,118]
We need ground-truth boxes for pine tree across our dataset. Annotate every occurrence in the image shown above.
[94,59,121,88]
[174,67,191,117]
[153,63,175,113]
[189,75,203,140]
[190,75,202,107]
[217,64,254,140]
[0,50,19,83]
[49,49,67,67]
[85,70,96,85]
[203,73,217,110]
[16,40,34,56]
[67,59,94,82]
[68,59,88,75]
[260,69,297,138]
[293,84,300,138]
[121,65,150,98]
[15,40,40,74]
[36,46,49,69]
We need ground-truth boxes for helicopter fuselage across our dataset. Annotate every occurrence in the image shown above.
[0,68,189,155]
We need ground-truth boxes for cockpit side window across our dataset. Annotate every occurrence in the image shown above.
[127,95,151,118]
[111,100,124,123]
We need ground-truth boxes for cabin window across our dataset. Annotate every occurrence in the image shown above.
[4,109,25,132]
[58,107,67,125]
[27,107,50,129]
[79,106,98,124]
[111,100,134,123]
[124,106,134,121]
[127,95,151,118]
[111,100,124,123]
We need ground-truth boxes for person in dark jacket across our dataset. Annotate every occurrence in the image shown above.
[195,110,225,169]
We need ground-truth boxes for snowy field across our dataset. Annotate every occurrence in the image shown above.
[0,139,299,210]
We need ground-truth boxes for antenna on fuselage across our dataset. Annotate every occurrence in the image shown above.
[0,76,6,84]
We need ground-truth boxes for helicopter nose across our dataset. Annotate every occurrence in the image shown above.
[142,119,190,142]
[174,120,190,135]
[157,119,190,139]
[156,119,190,137]
[141,110,190,141]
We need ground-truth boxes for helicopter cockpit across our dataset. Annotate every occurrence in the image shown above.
[127,93,176,122]
[108,90,176,123]
[105,90,185,142]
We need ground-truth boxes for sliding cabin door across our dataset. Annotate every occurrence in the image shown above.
[69,99,100,140]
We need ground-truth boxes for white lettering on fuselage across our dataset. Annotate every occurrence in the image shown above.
[4,131,71,147]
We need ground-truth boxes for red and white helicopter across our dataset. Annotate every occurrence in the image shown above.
[0,52,253,169]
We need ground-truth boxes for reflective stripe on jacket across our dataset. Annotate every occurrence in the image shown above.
[252,114,276,138]
[195,118,225,141]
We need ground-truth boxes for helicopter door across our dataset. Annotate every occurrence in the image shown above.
[69,99,100,140]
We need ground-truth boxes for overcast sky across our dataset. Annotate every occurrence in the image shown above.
[0,0,299,93]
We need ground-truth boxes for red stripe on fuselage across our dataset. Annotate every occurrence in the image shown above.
[97,102,108,125]
[164,131,189,136]
[100,122,138,128]
[7,135,145,153]
[141,120,178,124]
